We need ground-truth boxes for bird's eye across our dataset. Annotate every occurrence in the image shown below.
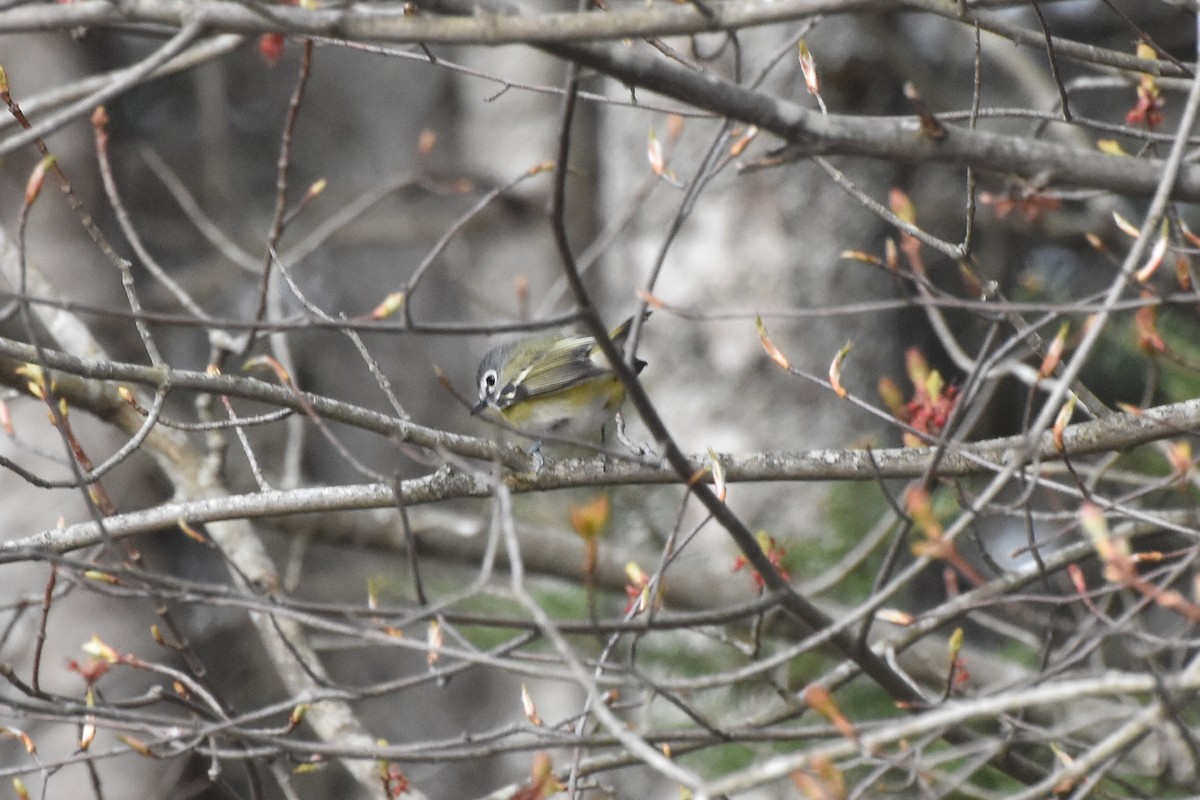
[480,369,499,396]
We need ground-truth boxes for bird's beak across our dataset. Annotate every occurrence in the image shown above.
[470,398,488,416]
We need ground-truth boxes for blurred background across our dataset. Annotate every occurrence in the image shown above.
[1,1,1198,796]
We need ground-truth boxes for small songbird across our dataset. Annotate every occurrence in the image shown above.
[472,315,647,441]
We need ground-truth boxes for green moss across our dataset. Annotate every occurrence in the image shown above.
[783,650,838,691]
[1151,309,1200,404]
[825,482,889,545]
[807,483,891,600]
[680,741,756,776]
[534,584,589,619]
[827,674,903,724]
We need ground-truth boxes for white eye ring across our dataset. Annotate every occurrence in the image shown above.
[480,369,499,396]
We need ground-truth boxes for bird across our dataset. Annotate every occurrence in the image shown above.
[472,314,647,443]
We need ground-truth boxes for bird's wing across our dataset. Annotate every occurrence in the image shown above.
[498,334,608,405]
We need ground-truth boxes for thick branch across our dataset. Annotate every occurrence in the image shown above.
[0,0,1179,76]
[4,342,1198,554]
[3,332,1200,497]
[0,1,1192,200]
[527,36,1200,200]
